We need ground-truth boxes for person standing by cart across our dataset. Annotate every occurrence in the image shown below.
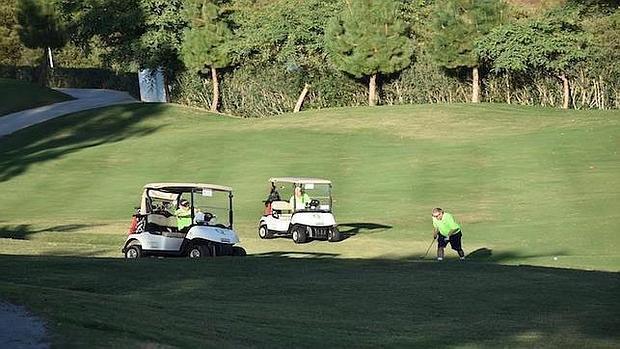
[432,208,465,261]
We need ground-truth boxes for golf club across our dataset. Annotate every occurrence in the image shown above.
[420,236,436,260]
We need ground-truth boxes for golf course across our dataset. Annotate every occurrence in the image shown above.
[0,99,619,347]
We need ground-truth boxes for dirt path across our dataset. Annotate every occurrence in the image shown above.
[0,301,49,349]
[0,88,137,137]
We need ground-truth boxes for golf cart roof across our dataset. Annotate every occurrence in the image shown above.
[269,177,332,185]
[144,182,233,192]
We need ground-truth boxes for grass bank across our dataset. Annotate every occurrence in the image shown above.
[0,78,73,116]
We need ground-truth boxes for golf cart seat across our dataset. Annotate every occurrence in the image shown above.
[271,200,292,212]
[271,200,293,219]
[147,213,178,229]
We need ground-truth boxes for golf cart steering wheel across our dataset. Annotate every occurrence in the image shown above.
[309,199,320,209]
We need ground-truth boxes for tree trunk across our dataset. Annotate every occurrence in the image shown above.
[599,75,605,110]
[559,74,570,109]
[472,66,480,103]
[505,74,511,104]
[210,66,219,112]
[37,47,49,87]
[368,73,377,106]
[294,83,310,113]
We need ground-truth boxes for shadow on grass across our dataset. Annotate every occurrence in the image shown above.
[337,222,392,240]
[0,224,102,240]
[255,222,391,242]
[0,104,168,182]
[252,251,339,258]
[0,253,617,348]
[463,247,570,264]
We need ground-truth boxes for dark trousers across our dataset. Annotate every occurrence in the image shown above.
[438,231,463,251]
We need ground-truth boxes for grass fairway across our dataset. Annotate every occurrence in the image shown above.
[0,78,73,116]
[0,103,619,347]
[0,255,618,348]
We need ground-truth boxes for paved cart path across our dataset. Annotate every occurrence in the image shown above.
[0,301,49,349]
[0,88,138,138]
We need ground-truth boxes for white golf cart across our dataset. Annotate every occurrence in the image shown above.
[258,177,341,243]
[122,183,246,258]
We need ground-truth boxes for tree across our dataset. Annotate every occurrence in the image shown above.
[325,0,412,106]
[432,0,505,103]
[16,0,66,85]
[476,8,589,109]
[579,6,620,109]
[137,0,186,84]
[59,0,185,91]
[0,0,24,65]
[231,0,341,112]
[181,0,233,112]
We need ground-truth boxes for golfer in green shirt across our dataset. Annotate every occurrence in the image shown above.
[432,208,465,261]
[175,199,193,231]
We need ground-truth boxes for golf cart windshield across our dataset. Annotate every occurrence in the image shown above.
[273,181,332,212]
[183,188,232,228]
[300,183,332,211]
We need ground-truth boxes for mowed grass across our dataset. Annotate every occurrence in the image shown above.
[0,102,619,347]
[0,255,618,348]
[0,78,73,116]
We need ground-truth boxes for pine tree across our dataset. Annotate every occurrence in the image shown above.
[432,0,505,103]
[16,0,66,85]
[325,0,412,106]
[181,0,232,112]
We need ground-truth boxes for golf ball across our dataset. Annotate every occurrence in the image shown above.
[553,257,558,260]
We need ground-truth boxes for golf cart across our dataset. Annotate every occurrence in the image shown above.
[122,183,246,258]
[258,177,341,243]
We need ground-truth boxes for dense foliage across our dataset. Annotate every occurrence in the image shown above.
[325,0,412,106]
[477,6,588,108]
[181,0,233,111]
[0,0,31,66]
[1,0,619,115]
[431,0,506,103]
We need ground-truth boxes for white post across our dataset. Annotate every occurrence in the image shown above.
[47,47,54,69]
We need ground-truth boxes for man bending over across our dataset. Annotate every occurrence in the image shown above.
[432,207,465,261]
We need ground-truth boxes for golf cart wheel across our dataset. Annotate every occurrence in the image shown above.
[188,244,211,258]
[258,225,272,239]
[232,246,247,256]
[327,227,341,242]
[125,244,142,259]
[291,225,307,244]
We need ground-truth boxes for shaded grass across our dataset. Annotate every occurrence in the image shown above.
[0,255,618,348]
[0,78,73,116]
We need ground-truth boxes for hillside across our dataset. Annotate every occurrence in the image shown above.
[1,103,619,347]
[0,103,618,270]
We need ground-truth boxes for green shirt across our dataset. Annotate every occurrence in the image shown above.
[432,212,461,236]
[289,193,310,211]
[175,207,192,230]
